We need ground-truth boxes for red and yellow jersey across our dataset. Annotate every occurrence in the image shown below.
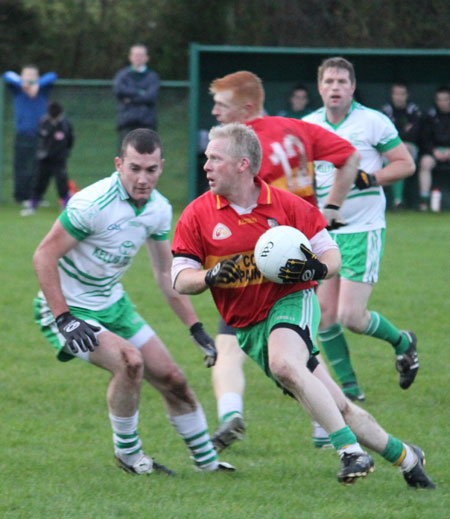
[172,179,328,328]
[246,116,356,205]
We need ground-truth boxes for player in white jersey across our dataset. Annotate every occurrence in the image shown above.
[303,58,418,417]
[33,129,234,476]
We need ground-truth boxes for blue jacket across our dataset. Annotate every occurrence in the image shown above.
[3,71,58,135]
[113,66,160,130]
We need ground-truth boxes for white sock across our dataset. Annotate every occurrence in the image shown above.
[400,444,417,472]
[217,392,243,423]
[109,411,142,465]
[312,421,329,439]
[170,405,218,471]
[337,443,364,457]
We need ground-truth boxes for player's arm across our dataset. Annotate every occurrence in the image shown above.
[173,266,210,295]
[33,220,78,318]
[326,150,360,207]
[33,220,100,353]
[322,150,360,230]
[147,237,217,367]
[371,142,415,186]
[308,123,359,229]
[146,237,200,326]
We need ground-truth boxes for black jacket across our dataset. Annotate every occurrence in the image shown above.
[113,66,160,130]
[37,115,74,162]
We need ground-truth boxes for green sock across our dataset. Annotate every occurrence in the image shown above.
[392,180,404,204]
[363,311,409,354]
[318,323,357,385]
[329,425,357,450]
[381,434,405,465]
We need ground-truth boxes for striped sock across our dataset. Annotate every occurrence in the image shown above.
[218,392,243,425]
[364,311,408,354]
[170,405,218,471]
[381,434,415,471]
[110,411,142,465]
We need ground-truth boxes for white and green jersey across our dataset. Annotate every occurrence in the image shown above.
[57,171,172,310]
[303,101,401,233]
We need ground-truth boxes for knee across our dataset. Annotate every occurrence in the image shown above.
[119,348,144,381]
[339,308,366,333]
[269,357,299,391]
[419,155,434,172]
[162,365,190,397]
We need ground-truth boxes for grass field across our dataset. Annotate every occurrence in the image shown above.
[1,89,449,518]
[1,202,449,518]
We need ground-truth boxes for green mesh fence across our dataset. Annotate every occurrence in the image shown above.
[1,80,190,211]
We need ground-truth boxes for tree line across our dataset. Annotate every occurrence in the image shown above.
[2,0,450,79]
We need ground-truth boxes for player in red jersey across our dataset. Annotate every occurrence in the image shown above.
[207,70,360,449]
[171,123,435,488]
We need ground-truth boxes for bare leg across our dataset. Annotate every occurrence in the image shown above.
[418,154,435,196]
[89,331,144,416]
[268,327,346,434]
[212,333,246,400]
[338,279,373,333]
[140,335,198,416]
[312,362,389,452]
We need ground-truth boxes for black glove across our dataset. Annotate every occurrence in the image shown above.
[205,255,242,287]
[189,322,217,368]
[56,312,100,354]
[355,170,377,190]
[278,244,328,283]
[322,204,347,231]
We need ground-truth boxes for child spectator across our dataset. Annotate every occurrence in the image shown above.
[21,102,74,216]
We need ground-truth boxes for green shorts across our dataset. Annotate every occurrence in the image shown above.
[235,289,320,388]
[34,293,150,362]
[331,229,385,283]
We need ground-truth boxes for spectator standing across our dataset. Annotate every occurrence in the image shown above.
[381,83,422,209]
[417,86,450,210]
[277,84,312,119]
[113,44,160,144]
[3,65,57,205]
[21,102,74,216]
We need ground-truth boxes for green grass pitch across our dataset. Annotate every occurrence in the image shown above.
[1,205,449,518]
[1,89,448,519]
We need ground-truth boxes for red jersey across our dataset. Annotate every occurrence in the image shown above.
[172,179,328,328]
[246,116,356,206]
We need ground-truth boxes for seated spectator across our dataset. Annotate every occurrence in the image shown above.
[277,84,311,119]
[418,86,450,211]
[381,83,422,209]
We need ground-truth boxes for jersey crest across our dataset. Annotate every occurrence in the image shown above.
[212,223,232,240]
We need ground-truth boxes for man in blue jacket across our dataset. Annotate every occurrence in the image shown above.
[3,65,57,204]
[113,44,160,144]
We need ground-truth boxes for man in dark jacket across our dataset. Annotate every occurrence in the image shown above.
[418,86,450,210]
[381,83,422,209]
[113,44,160,144]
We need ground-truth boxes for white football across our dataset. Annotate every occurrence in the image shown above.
[254,225,311,284]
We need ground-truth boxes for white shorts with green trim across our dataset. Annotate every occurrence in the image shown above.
[330,229,385,283]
